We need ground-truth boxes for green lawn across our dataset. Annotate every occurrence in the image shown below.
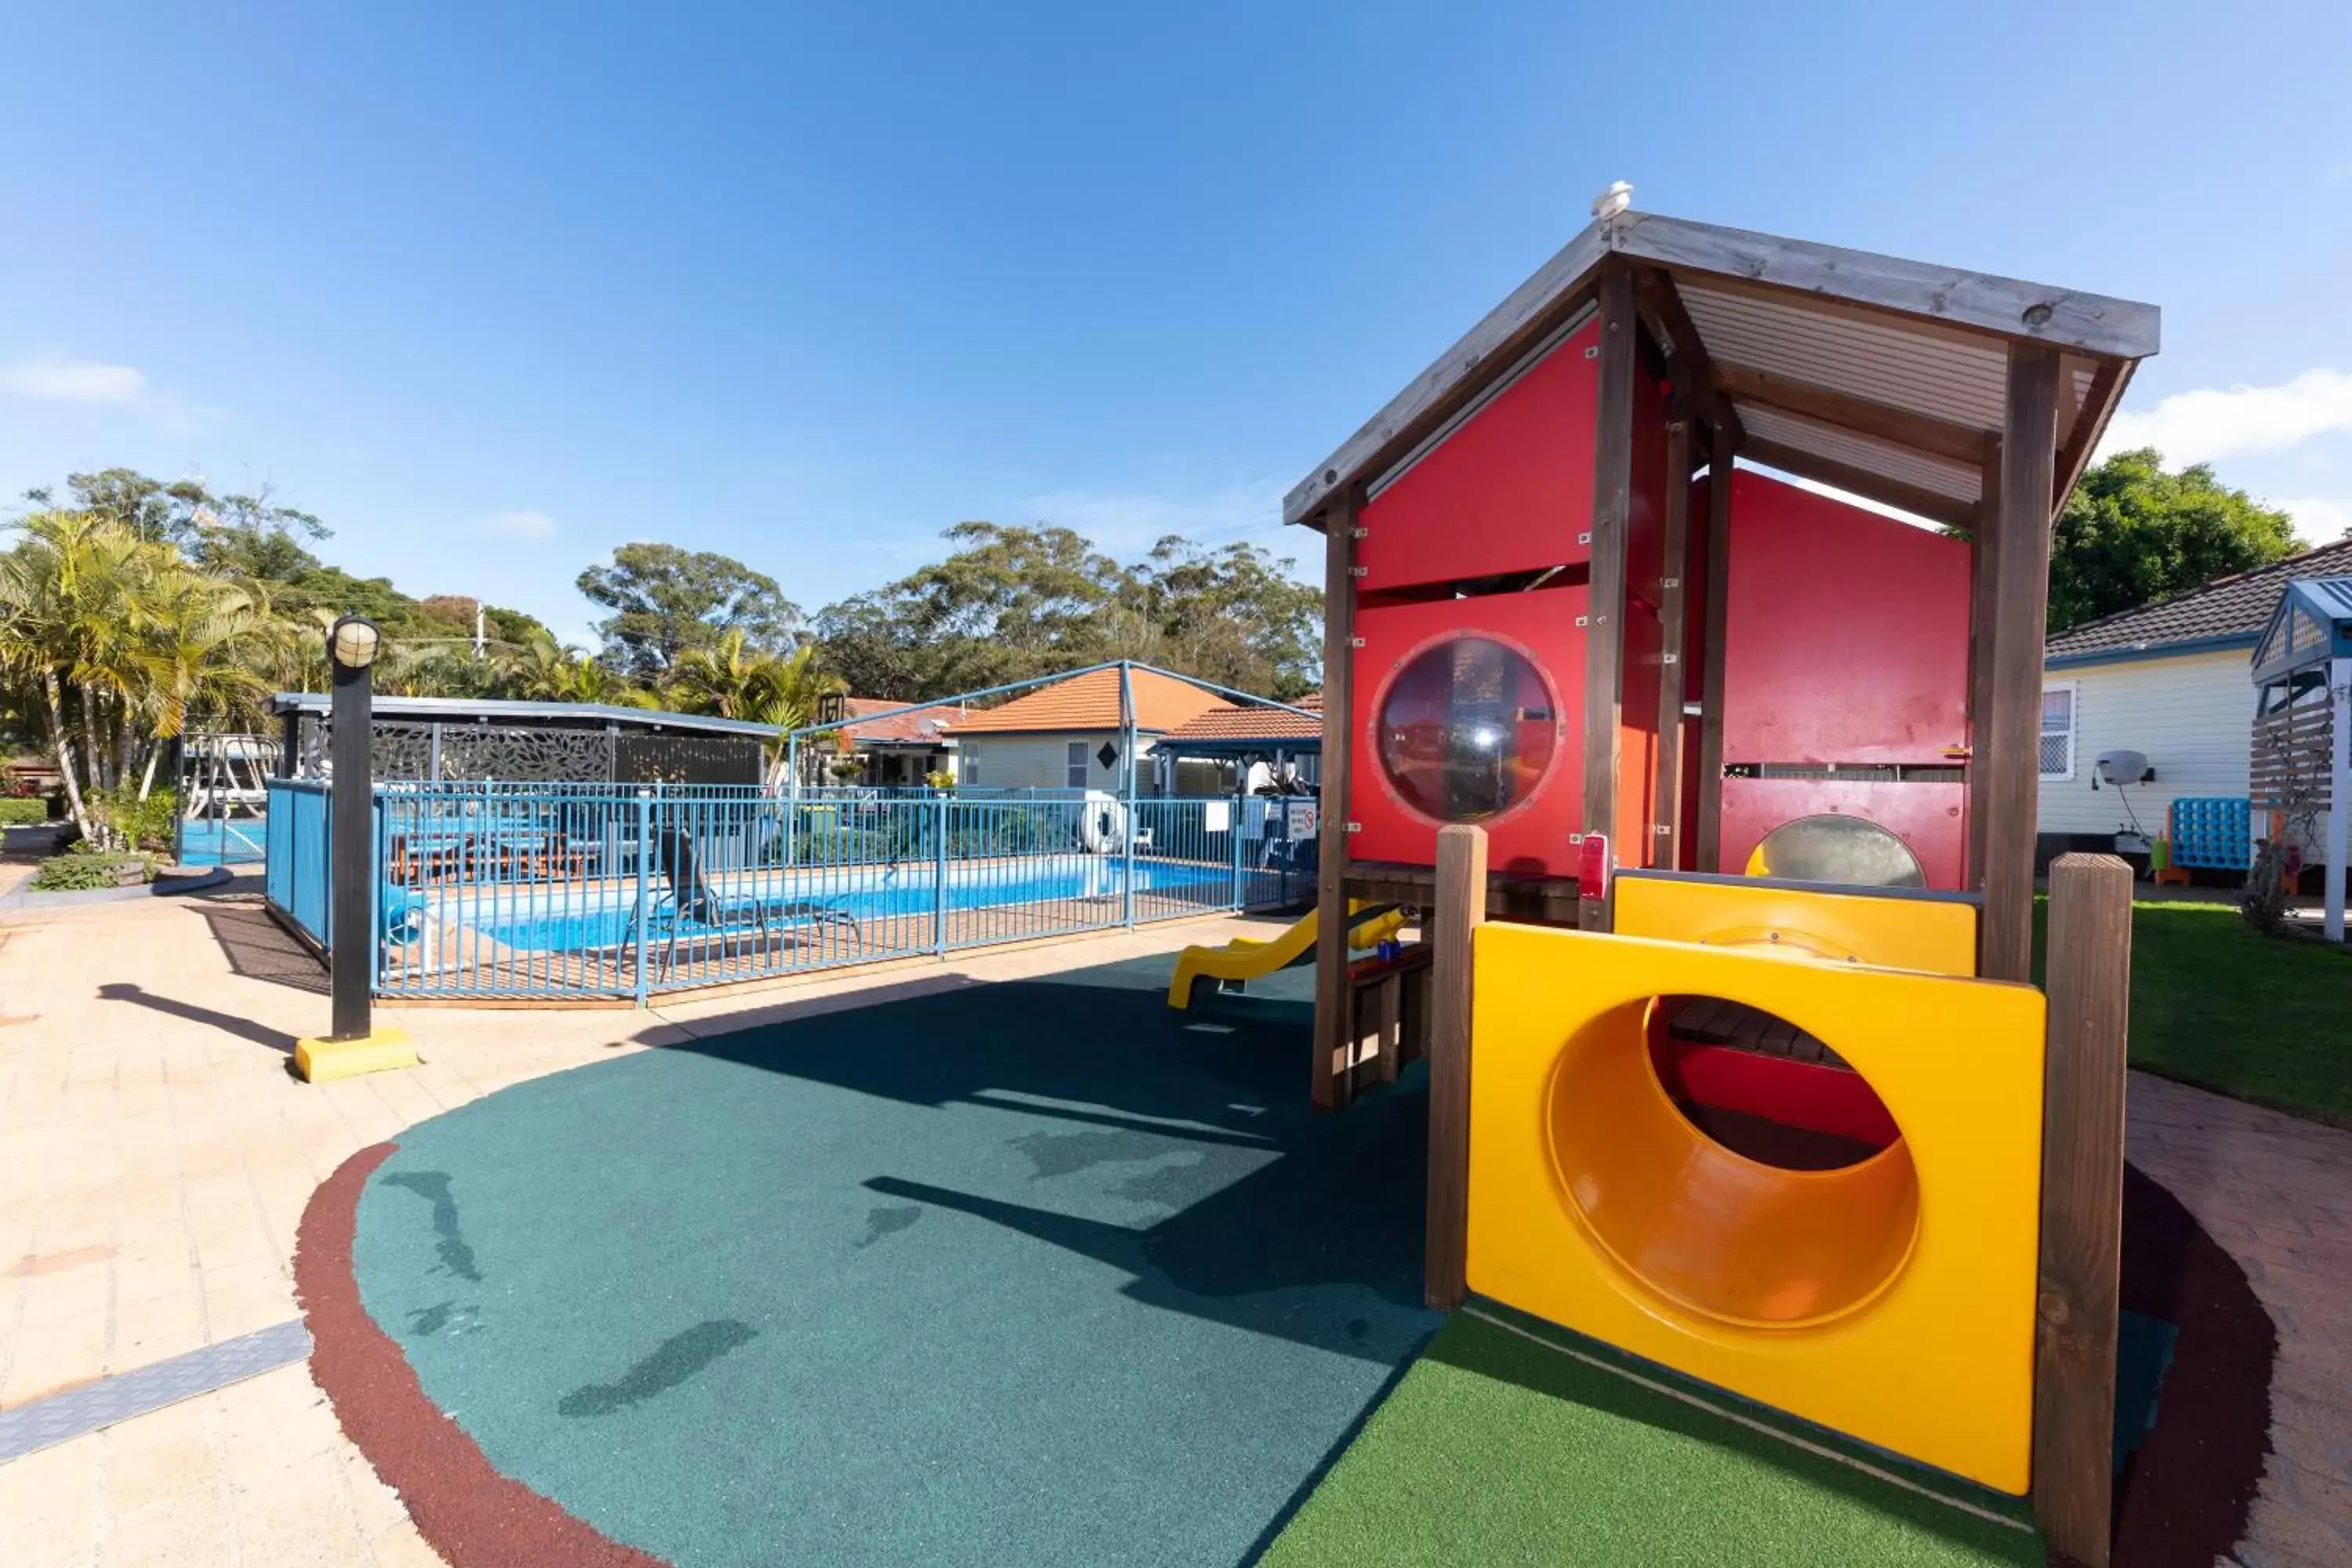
[1261,1310,2042,1568]
[2036,897,2352,1128]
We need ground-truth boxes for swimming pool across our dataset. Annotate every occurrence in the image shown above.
[463,857,1238,953]
[176,817,268,868]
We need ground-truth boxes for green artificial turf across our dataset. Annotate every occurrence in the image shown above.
[2034,895,2352,1127]
[1260,1311,2044,1568]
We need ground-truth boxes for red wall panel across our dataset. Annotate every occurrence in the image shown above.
[1719,470,1970,766]
[1349,588,1588,878]
[1356,321,1598,594]
[1716,779,1967,891]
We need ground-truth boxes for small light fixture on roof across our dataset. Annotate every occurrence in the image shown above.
[1592,181,1634,222]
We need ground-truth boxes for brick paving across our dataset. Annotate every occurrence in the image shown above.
[0,890,1266,1567]
[2126,1074,2352,1568]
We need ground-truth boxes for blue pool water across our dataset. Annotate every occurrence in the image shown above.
[471,858,1235,952]
[176,817,268,868]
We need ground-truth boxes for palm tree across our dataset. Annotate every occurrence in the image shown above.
[502,630,652,707]
[125,570,276,797]
[0,511,169,833]
[664,629,768,720]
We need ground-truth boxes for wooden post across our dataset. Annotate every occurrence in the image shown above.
[1653,419,1693,868]
[1425,822,1488,1309]
[2032,852,2132,1568]
[1981,345,2061,982]
[1966,439,2002,890]
[1312,491,1359,1111]
[1581,261,1637,929]
[1693,425,1734,872]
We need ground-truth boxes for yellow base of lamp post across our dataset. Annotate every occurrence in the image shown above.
[293,1026,420,1083]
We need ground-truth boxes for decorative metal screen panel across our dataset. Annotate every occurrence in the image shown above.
[294,717,763,785]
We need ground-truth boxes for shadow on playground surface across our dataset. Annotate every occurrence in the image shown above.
[336,945,2274,1567]
[350,953,1442,1567]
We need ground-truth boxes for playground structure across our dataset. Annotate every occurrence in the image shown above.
[1281,201,2158,1562]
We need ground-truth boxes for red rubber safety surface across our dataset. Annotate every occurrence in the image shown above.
[294,1142,670,1568]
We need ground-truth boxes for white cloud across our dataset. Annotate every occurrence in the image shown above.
[2278,496,2352,540]
[484,509,557,541]
[1,356,147,405]
[2099,368,2352,466]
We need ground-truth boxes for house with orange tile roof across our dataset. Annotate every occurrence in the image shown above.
[944,666,1240,793]
[828,697,973,787]
[1156,692,1323,794]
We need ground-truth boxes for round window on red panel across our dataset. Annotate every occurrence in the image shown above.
[1376,635,1559,823]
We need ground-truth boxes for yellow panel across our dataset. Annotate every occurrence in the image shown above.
[1466,920,2044,1492]
[1615,873,1978,976]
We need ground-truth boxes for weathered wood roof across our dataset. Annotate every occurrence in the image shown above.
[1286,209,2161,531]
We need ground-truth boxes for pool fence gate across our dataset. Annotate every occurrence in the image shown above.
[263,779,1319,1002]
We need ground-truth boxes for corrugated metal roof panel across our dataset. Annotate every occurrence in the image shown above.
[1679,281,2008,430]
[1737,405,1983,502]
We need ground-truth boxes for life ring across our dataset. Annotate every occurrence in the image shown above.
[1080,790,1125,854]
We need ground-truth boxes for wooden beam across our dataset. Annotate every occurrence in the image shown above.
[1980,344,2063,982]
[1285,223,1610,525]
[1740,434,1979,532]
[1653,420,1693,869]
[1712,360,1991,467]
[2032,852,2132,1568]
[1966,440,2002,889]
[1694,425,1734,872]
[1581,262,1638,930]
[1636,267,1745,448]
[1425,823,1488,1309]
[2054,358,2129,510]
[1613,212,2162,361]
[1312,491,1360,1110]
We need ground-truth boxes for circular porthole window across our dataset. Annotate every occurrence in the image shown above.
[1747,814,1926,888]
[1376,636,1559,823]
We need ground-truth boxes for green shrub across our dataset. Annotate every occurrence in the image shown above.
[90,786,178,853]
[0,798,48,826]
[33,850,152,891]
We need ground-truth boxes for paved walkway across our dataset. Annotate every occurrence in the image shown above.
[0,892,1269,1567]
[2125,1075,2352,1568]
[2,891,2348,1566]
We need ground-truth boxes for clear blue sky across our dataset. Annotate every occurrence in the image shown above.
[4,2,2347,646]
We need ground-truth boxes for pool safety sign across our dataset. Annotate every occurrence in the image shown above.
[1287,800,1317,840]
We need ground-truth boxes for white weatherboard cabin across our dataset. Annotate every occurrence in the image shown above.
[2038,536,2352,866]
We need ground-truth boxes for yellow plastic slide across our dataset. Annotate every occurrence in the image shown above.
[1166,902,1407,1010]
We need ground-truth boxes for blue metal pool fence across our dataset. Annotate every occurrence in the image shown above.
[263,780,1316,1001]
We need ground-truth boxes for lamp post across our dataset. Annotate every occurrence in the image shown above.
[293,615,419,1081]
[327,615,379,1040]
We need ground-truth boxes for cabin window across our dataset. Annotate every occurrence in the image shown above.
[2039,685,2076,780]
[1066,741,1089,789]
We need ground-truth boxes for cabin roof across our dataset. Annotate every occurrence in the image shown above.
[1286,208,2159,533]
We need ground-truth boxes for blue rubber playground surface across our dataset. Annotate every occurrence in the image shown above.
[351,953,1437,1566]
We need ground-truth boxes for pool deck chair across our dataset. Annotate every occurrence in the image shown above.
[640,824,860,982]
